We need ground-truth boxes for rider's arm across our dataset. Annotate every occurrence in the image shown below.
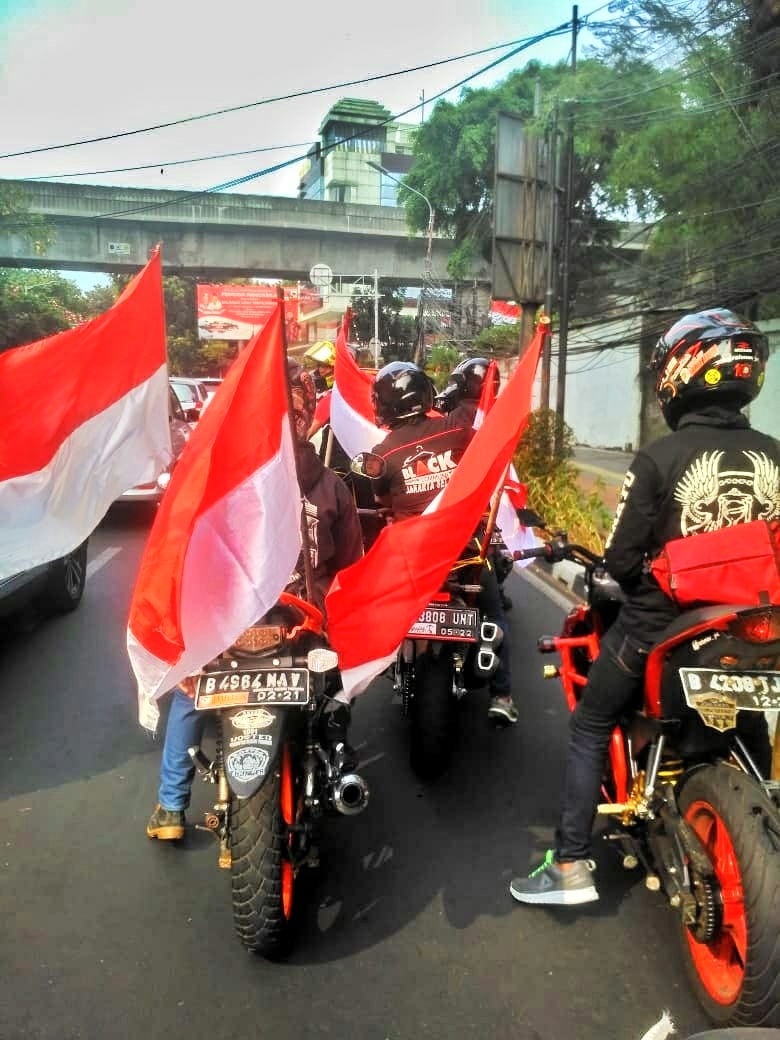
[603,451,663,590]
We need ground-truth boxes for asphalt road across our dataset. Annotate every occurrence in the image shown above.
[0,509,712,1040]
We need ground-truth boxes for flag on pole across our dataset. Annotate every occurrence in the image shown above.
[329,309,386,458]
[0,248,169,580]
[127,304,302,723]
[325,323,545,699]
[472,361,541,568]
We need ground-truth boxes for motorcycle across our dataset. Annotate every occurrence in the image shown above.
[516,527,780,1028]
[395,531,505,779]
[183,590,369,958]
[350,451,508,781]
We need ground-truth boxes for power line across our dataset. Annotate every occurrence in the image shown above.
[86,22,574,222]
[0,30,571,162]
[19,142,317,181]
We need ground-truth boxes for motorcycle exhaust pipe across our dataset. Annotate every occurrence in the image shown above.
[480,620,503,648]
[332,773,370,815]
[474,647,499,678]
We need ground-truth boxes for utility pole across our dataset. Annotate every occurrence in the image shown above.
[554,4,578,454]
[373,268,380,367]
[541,99,559,411]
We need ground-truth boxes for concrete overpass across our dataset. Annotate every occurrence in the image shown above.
[0,179,482,286]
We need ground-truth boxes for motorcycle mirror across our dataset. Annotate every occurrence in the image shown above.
[516,508,546,528]
[350,452,387,479]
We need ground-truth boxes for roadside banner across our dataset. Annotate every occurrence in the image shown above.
[197,283,299,341]
[127,303,302,726]
[325,322,545,700]
[0,247,169,581]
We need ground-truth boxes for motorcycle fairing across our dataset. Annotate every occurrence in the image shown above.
[222,705,285,799]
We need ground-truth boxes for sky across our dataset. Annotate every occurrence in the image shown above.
[0,0,608,288]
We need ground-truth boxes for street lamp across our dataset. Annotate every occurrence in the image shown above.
[365,160,435,275]
[366,161,435,364]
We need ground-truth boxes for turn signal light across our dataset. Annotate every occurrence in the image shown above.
[729,610,780,644]
[543,664,560,679]
[537,636,557,653]
[307,648,339,673]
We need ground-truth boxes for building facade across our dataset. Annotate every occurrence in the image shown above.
[298,98,415,206]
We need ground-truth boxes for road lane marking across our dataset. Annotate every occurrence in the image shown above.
[87,547,121,578]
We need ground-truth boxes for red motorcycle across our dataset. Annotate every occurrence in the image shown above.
[517,529,780,1028]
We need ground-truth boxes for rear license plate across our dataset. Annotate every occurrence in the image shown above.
[680,668,780,711]
[407,605,479,641]
[195,668,310,709]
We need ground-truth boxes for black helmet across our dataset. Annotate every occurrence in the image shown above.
[650,308,768,430]
[372,361,434,427]
[450,357,500,401]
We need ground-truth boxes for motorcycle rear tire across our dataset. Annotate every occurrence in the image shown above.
[678,764,780,1027]
[409,646,455,780]
[229,742,296,959]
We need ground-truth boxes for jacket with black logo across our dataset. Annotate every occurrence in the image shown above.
[371,414,474,520]
[604,406,780,640]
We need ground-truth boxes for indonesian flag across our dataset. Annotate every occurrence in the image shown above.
[325,323,545,699]
[127,304,302,724]
[329,310,386,458]
[0,248,169,580]
[473,362,541,569]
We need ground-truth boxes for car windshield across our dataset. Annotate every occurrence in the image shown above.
[171,383,196,404]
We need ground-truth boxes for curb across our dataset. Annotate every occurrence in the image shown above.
[515,560,584,612]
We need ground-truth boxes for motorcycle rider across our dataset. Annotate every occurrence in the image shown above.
[147,359,364,841]
[368,360,519,724]
[510,308,780,905]
[303,339,351,474]
[435,357,514,611]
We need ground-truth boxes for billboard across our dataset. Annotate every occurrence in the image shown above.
[197,284,315,343]
[490,300,521,325]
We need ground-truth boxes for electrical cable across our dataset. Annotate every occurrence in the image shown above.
[0,29,572,161]
[86,21,575,221]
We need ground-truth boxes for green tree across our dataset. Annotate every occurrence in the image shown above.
[0,182,53,256]
[589,0,780,317]
[0,269,86,352]
[350,281,416,360]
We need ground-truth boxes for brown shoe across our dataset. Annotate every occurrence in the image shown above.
[146,804,185,840]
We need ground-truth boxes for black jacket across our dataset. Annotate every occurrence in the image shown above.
[604,407,780,640]
[293,441,364,612]
[371,413,474,520]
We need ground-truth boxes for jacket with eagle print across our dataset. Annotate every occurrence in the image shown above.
[603,405,780,640]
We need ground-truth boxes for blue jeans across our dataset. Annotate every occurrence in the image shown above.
[555,621,648,861]
[158,686,206,812]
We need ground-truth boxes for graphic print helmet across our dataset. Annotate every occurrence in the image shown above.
[287,357,317,442]
[371,361,434,427]
[650,308,769,430]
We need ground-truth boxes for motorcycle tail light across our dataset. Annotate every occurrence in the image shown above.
[232,626,284,652]
[728,609,780,643]
[719,655,739,667]
[307,647,338,672]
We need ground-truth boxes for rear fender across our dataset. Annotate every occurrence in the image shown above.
[222,705,286,799]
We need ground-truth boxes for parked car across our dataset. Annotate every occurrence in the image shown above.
[169,377,210,423]
[117,387,191,505]
[0,539,89,624]
[198,377,223,406]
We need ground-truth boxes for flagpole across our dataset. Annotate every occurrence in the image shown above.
[277,288,316,605]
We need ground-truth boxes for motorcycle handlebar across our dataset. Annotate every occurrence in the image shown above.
[513,539,604,568]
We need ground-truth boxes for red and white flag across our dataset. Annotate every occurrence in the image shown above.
[0,248,169,580]
[329,310,386,458]
[325,324,545,699]
[127,304,302,723]
[472,361,541,568]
